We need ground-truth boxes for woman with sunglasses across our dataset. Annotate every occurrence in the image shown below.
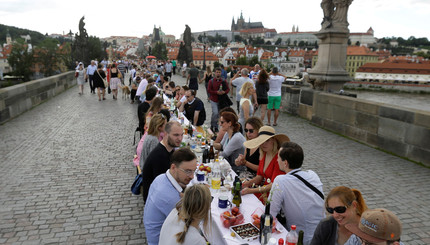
[311,186,368,245]
[235,117,263,178]
[139,114,167,170]
[214,111,245,173]
[240,126,290,204]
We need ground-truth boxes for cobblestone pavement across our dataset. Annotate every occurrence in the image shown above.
[1,73,429,244]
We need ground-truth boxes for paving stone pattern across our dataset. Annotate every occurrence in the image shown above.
[0,73,429,244]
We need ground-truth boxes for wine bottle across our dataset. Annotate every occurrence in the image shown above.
[259,203,273,245]
[232,181,242,207]
[297,230,304,245]
[208,140,215,161]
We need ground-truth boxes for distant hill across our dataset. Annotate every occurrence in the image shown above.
[0,24,47,46]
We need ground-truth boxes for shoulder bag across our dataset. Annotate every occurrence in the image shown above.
[97,70,108,88]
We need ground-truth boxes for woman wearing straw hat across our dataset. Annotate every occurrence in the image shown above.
[240,125,290,203]
[214,111,246,173]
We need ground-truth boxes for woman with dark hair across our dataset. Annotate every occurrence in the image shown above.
[93,63,107,101]
[214,111,246,173]
[109,63,121,100]
[144,97,163,131]
[235,117,264,178]
[159,184,212,245]
[256,69,270,122]
[311,186,368,245]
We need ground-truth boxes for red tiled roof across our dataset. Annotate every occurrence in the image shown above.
[346,46,378,56]
[192,51,218,61]
[356,62,430,74]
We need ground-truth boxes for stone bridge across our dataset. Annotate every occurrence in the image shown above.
[0,73,429,244]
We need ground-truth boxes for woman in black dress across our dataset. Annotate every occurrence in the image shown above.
[93,63,107,101]
[234,117,264,178]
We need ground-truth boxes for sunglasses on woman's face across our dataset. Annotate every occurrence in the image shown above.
[326,205,348,214]
[244,128,254,133]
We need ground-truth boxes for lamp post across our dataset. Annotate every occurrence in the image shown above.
[202,33,207,70]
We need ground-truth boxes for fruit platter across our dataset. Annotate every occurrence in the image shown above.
[220,207,244,228]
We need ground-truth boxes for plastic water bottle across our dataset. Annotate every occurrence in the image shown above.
[286,225,298,245]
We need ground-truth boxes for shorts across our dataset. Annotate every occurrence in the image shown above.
[267,96,281,110]
[257,98,268,105]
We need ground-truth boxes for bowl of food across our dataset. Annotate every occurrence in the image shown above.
[220,207,244,228]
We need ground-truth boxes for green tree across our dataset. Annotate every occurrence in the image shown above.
[265,40,272,45]
[213,61,221,68]
[298,40,305,47]
[249,56,260,67]
[152,42,168,60]
[87,36,107,62]
[7,38,34,81]
[275,38,282,45]
[355,41,360,46]
[36,38,62,76]
[235,56,248,65]
[234,35,243,43]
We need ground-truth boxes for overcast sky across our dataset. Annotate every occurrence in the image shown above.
[1,0,429,40]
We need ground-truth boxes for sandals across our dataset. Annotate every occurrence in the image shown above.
[273,123,278,126]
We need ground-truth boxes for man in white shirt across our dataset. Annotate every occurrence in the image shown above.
[269,141,325,245]
[267,67,286,126]
[231,68,257,113]
[136,74,150,102]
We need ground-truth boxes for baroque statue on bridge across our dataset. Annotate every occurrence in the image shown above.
[321,0,353,32]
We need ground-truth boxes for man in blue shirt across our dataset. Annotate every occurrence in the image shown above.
[220,64,228,80]
[86,60,97,94]
[143,148,197,245]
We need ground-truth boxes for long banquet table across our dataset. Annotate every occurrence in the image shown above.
[189,170,288,245]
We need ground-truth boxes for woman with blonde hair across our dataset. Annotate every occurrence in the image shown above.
[238,81,255,128]
[139,113,167,169]
[311,186,368,245]
[159,184,212,245]
[240,126,290,203]
[144,97,163,131]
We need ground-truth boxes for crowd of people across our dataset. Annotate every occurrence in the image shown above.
[77,59,405,245]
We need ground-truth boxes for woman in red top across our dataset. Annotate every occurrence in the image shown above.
[240,126,290,203]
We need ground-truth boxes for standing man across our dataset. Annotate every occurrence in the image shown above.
[267,67,286,126]
[207,67,230,132]
[181,89,206,126]
[220,64,228,80]
[143,148,197,245]
[141,121,184,202]
[186,62,201,92]
[249,64,261,82]
[137,86,157,132]
[164,60,173,80]
[117,61,126,84]
[182,61,187,77]
[172,59,177,75]
[231,68,257,113]
[269,141,325,245]
[129,64,137,86]
[86,60,97,94]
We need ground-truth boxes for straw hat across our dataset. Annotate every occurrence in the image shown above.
[243,126,290,149]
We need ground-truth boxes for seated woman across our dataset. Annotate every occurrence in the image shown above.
[240,126,290,203]
[238,82,255,128]
[144,97,163,132]
[235,117,263,179]
[214,107,239,144]
[214,111,245,173]
[159,184,212,245]
[139,114,167,170]
[311,186,368,245]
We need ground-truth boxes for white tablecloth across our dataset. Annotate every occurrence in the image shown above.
[190,171,288,245]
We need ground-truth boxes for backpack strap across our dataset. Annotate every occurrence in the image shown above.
[290,170,324,200]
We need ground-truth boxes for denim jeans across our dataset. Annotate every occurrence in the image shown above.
[210,100,219,129]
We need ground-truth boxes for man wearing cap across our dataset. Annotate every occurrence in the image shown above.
[269,141,325,245]
[344,208,404,245]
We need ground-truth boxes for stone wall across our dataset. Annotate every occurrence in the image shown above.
[293,88,430,167]
[0,71,75,124]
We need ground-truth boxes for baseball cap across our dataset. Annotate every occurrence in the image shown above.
[345,208,402,243]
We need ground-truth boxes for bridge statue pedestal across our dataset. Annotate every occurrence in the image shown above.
[308,30,350,92]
